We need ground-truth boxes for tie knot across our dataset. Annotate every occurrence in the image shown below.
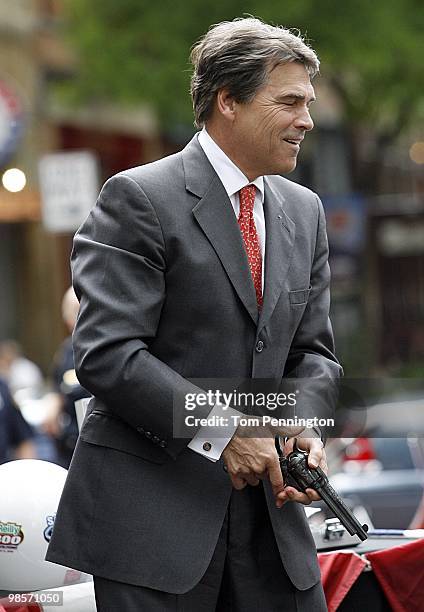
[239,184,256,215]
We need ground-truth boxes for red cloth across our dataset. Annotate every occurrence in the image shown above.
[318,551,367,611]
[365,538,424,612]
[238,185,263,308]
[0,598,41,612]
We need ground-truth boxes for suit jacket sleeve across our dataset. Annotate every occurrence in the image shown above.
[71,173,209,459]
[283,195,342,439]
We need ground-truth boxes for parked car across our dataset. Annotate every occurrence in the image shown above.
[323,397,424,528]
[329,437,424,528]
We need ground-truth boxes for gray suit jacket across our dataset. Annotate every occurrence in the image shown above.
[46,134,342,593]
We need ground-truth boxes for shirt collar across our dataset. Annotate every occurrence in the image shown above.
[198,127,264,203]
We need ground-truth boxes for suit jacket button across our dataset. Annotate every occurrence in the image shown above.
[137,426,145,433]
[145,431,152,439]
[159,440,167,448]
[255,340,264,352]
[153,436,160,444]
[203,442,212,452]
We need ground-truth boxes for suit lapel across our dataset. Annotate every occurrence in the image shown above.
[182,136,259,325]
[259,178,296,331]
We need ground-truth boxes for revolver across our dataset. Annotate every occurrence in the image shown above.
[277,438,369,541]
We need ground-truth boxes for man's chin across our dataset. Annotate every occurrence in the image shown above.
[279,158,297,175]
[262,157,297,176]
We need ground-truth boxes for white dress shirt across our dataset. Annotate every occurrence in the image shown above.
[197,128,266,286]
[187,128,266,462]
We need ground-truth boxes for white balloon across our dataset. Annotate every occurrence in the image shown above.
[0,460,86,591]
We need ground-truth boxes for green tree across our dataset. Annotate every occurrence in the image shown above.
[58,0,423,185]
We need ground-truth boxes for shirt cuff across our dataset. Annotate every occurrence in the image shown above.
[187,403,242,462]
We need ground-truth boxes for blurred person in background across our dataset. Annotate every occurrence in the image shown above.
[0,375,36,464]
[0,339,44,398]
[42,286,90,468]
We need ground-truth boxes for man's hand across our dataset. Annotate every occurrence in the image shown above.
[222,434,285,501]
[276,436,327,508]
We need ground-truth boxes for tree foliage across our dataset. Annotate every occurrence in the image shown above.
[59,0,423,137]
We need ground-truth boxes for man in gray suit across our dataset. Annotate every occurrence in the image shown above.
[47,17,341,611]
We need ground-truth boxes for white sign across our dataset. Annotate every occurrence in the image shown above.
[39,150,99,232]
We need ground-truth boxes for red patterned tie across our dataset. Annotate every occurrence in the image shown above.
[238,185,263,309]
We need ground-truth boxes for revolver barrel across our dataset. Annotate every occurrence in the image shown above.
[314,467,368,540]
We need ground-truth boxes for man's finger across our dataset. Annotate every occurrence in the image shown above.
[282,437,295,455]
[284,486,313,505]
[255,472,266,480]
[267,459,285,497]
[244,474,260,487]
[284,486,321,503]
[230,474,247,490]
[307,440,324,469]
[319,455,328,475]
[305,487,321,501]
[276,490,289,508]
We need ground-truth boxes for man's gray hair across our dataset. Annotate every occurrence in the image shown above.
[190,17,319,129]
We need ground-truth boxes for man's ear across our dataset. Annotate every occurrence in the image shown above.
[216,88,236,121]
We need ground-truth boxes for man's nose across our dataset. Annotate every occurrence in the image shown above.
[295,107,314,132]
